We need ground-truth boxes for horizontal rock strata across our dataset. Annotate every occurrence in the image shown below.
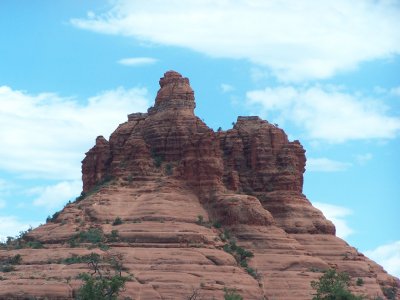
[0,71,398,300]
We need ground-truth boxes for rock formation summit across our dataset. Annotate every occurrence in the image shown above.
[0,71,398,299]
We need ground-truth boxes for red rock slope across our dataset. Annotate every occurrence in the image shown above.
[0,71,398,299]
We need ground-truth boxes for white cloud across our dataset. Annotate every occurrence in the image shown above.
[390,86,400,97]
[220,83,235,93]
[0,200,5,209]
[32,180,82,209]
[355,153,373,165]
[365,241,400,278]
[313,202,354,239]
[246,85,400,142]
[71,0,400,82]
[307,158,351,172]
[0,85,150,180]
[0,216,40,242]
[117,57,157,66]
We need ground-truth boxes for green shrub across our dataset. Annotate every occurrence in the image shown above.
[212,221,222,228]
[26,241,43,249]
[196,215,204,225]
[0,265,15,272]
[76,253,128,300]
[7,254,22,265]
[112,217,123,226]
[311,269,364,300]
[382,286,398,300]
[63,255,89,265]
[69,228,105,248]
[107,230,119,242]
[165,163,173,175]
[151,150,163,168]
[47,211,60,223]
[245,267,260,279]
[78,228,104,244]
[356,278,364,286]
[224,288,243,300]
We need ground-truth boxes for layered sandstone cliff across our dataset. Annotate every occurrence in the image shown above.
[0,71,398,300]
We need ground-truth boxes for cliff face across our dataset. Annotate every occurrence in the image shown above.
[0,71,398,300]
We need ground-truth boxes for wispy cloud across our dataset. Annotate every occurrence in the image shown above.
[390,86,400,97]
[32,181,82,209]
[0,85,150,180]
[0,200,5,209]
[307,158,351,172]
[365,241,400,278]
[355,153,373,165]
[117,57,157,66]
[220,83,235,93]
[71,0,400,82]
[246,85,400,142]
[313,202,354,239]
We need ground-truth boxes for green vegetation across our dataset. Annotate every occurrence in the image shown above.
[77,228,104,243]
[0,254,22,273]
[311,269,365,300]
[46,211,60,223]
[165,163,173,175]
[107,230,119,242]
[196,215,220,229]
[151,150,163,168]
[382,285,398,300]
[3,254,22,265]
[76,253,129,300]
[63,254,92,265]
[69,228,105,248]
[0,265,15,272]
[25,241,43,249]
[0,228,44,250]
[10,254,22,264]
[112,217,123,226]
[222,234,259,279]
[224,288,243,300]
[196,215,204,225]
[356,278,364,286]
[68,228,120,248]
[75,175,115,203]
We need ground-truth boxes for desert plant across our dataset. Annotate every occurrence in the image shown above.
[106,230,119,243]
[196,215,204,225]
[382,285,398,300]
[224,288,243,300]
[311,268,364,300]
[26,240,43,249]
[112,217,123,226]
[356,278,364,286]
[165,163,173,175]
[0,265,15,272]
[76,253,129,300]
[46,211,60,223]
[6,254,22,265]
[69,228,105,248]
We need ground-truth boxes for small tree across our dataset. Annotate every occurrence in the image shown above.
[76,253,128,300]
[311,269,364,300]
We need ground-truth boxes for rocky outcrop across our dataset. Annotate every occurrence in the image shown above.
[0,71,398,299]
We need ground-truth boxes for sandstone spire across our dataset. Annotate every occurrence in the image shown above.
[0,71,398,300]
[149,70,196,114]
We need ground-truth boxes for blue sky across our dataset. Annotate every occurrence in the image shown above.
[0,0,399,277]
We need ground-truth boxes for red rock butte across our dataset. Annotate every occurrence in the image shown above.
[0,71,398,299]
